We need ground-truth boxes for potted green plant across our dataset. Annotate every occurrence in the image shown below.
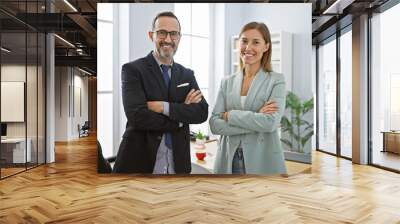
[194,130,206,160]
[195,130,206,145]
[280,91,314,155]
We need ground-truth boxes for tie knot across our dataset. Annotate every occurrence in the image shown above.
[160,64,170,73]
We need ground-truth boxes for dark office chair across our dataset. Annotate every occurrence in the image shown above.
[79,121,90,138]
[97,141,112,173]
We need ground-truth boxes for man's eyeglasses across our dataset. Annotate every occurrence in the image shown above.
[153,30,181,40]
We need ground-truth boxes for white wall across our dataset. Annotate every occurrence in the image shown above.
[74,73,89,134]
[129,3,174,61]
[55,66,69,141]
[223,4,244,78]
[54,67,89,141]
[211,4,227,107]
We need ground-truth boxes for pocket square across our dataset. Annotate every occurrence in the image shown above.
[177,83,189,88]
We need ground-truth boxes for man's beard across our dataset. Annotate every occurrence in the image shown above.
[157,41,176,59]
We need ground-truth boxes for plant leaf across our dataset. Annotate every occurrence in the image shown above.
[286,91,301,110]
[280,138,293,149]
[293,133,301,143]
[300,120,312,126]
[281,116,292,128]
[304,123,314,131]
[302,98,314,114]
[301,130,314,147]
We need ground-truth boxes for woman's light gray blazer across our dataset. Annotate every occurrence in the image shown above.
[209,69,287,175]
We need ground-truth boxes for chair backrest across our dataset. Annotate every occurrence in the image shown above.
[82,121,90,129]
[97,141,112,173]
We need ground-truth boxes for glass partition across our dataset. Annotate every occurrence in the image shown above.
[1,30,28,177]
[339,29,352,158]
[317,37,337,155]
[0,1,46,179]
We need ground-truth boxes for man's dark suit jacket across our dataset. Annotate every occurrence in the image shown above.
[112,52,208,174]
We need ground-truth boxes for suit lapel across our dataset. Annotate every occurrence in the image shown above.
[232,70,243,110]
[244,69,268,110]
[145,52,169,97]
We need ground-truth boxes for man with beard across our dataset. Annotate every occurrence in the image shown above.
[113,11,208,174]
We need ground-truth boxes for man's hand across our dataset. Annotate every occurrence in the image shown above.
[258,100,278,114]
[147,101,164,113]
[184,89,202,104]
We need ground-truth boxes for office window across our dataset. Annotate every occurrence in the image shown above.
[174,3,210,135]
[97,4,113,93]
[318,37,337,155]
[371,3,400,171]
[340,29,352,158]
[97,3,114,158]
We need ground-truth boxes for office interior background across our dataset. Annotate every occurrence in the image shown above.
[0,0,400,222]
[0,0,97,179]
[96,3,314,167]
[315,0,400,172]
[0,0,399,176]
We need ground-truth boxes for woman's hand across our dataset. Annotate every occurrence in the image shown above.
[223,112,229,121]
[258,100,278,114]
[220,112,229,121]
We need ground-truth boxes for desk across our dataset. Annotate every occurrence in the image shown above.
[1,138,31,163]
[382,131,400,154]
[190,140,217,174]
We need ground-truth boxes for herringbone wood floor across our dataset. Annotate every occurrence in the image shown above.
[1,134,400,223]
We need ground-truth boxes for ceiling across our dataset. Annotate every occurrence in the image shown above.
[0,0,394,75]
[0,0,97,75]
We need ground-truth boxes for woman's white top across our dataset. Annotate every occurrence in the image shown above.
[238,96,247,148]
[240,96,246,109]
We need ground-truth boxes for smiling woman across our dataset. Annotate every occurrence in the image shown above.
[210,22,288,175]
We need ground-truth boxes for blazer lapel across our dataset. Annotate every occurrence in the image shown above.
[231,70,243,110]
[145,52,169,97]
[244,69,269,110]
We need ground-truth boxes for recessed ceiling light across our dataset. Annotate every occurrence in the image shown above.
[78,67,92,76]
[322,0,354,15]
[63,0,78,12]
[1,47,11,53]
[54,34,75,48]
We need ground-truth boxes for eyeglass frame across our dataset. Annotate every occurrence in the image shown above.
[152,29,181,40]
